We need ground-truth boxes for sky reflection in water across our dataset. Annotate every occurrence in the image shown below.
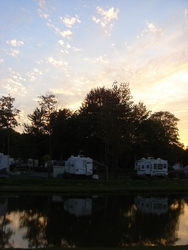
[1,194,188,248]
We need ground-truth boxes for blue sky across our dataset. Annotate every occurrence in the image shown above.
[0,0,188,147]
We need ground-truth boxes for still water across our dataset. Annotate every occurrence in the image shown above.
[0,194,188,248]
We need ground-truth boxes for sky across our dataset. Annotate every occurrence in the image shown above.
[0,0,188,147]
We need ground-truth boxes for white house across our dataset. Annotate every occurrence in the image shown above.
[135,157,168,176]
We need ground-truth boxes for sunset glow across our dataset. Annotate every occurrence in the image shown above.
[0,0,187,146]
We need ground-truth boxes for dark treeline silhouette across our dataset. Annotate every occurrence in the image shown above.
[0,82,188,175]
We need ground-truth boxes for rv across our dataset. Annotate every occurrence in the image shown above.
[65,153,93,176]
[135,157,168,177]
[0,153,10,178]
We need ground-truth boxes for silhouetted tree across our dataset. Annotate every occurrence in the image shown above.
[78,82,133,176]
[0,95,20,154]
[24,93,57,160]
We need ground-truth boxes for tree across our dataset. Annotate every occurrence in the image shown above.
[150,111,180,145]
[24,107,46,135]
[49,108,72,159]
[37,93,57,135]
[0,94,20,154]
[131,102,151,160]
[24,93,57,159]
[78,82,133,177]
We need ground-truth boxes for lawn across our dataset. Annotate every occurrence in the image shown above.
[1,171,188,194]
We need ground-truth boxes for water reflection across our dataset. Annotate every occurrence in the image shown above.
[134,196,168,214]
[64,198,92,217]
[0,194,188,248]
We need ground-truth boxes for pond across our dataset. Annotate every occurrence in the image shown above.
[0,194,188,248]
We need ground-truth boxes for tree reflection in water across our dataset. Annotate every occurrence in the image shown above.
[0,197,13,248]
[0,194,187,248]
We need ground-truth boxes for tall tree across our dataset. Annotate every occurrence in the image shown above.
[24,93,57,159]
[131,102,151,159]
[49,108,72,159]
[78,82,133,176]
[150,111,180,145]
[37,93,57,135]
[0,94,20,154]
[38,93,57,159]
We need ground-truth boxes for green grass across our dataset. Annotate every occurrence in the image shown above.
[1,173,188,194]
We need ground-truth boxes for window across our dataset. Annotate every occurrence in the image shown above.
[158,164,163,169]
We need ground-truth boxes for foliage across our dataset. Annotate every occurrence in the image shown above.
[0,94,20,154]
[1,83,187,169]
[0,94,20,129]
[78,82,134,176]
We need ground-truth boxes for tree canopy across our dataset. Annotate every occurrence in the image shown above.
[0,95,20,154]
[0,83,187,171]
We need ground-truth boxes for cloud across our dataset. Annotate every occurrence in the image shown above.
[47,22,59,33]
[59,40,82,53]
[34,68,43,75]
[48,57,68,68]
[146,20,162,35]
[60,15,81,28]
[184,9,188,22]
[6,39,24,47]
[47,23,72,39]
[0,59,4,63]
[26,69,39,82]
[92,6,119,35]
[93,6,119,27]
[96,6,119,22]
[6,49,20,58]
[37,9,49,19]
[4,78,27,95]
[60,30,72,39]
[72,47,82,52]
[85,56,108,64]
[37,0,46,9]
[58,39,64,45]
[51,87,75,96]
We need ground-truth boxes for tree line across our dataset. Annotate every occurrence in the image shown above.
[0,82,187,175]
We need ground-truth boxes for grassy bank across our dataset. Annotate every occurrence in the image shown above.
[1,172,188,194]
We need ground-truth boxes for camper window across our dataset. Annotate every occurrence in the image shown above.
[142,165,144,169]
[158,164,163,169]
[146,165,149,169]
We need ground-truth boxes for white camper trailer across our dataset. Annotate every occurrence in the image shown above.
[135,157,168,177]
[0,153,10,178]
[65,154,93,176]
[184,166,188,176]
